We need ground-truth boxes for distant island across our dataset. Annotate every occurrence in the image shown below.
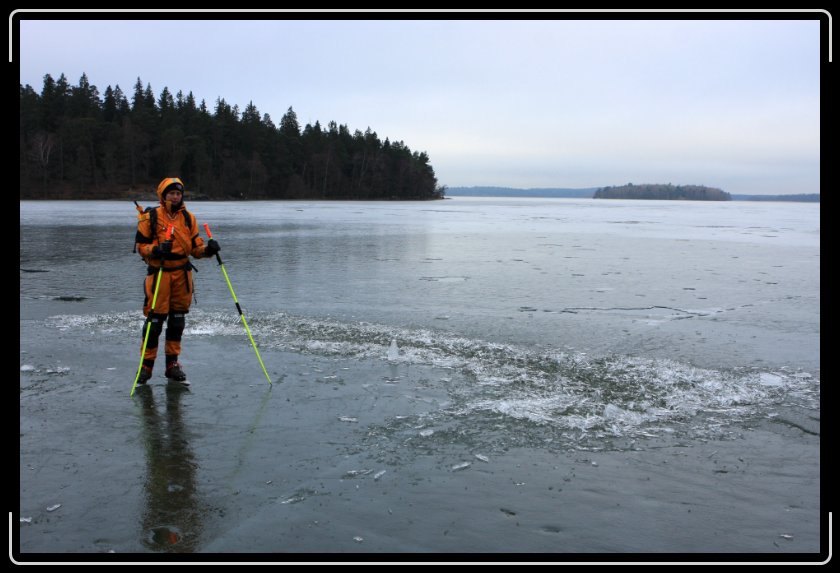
[595,183,730,201]
[443,185,819,203]
[20,73,443,201]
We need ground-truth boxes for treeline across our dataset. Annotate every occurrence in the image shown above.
[732,194,819,202]
[594,183,731,201]
[446,186,597,198]
[20,73,443,201]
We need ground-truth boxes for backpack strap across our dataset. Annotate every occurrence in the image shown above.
[183,209,202,249]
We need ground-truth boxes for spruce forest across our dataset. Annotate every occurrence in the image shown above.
[20,73,445,201]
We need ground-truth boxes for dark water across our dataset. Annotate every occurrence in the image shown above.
[19,199,821,559]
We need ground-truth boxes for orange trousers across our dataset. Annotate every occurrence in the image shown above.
[142,267,194,362]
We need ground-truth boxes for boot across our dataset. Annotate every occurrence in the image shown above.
[137,365,153,385]
[165,361,189,385]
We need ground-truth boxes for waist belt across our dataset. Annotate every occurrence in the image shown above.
[147,262,197,274]
[147,262,198,295]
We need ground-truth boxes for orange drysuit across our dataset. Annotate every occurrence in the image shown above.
[135,178,212,363]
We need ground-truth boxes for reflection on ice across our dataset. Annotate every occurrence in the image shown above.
[388,338,399,361]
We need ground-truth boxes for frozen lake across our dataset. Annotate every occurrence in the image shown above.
[19,197,821,557]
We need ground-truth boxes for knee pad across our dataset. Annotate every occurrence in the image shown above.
[166,312,186,341]
[144,315,164,346]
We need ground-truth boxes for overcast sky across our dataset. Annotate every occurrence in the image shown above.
[16,13,823,195]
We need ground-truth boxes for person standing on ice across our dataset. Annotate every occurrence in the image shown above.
[134,177,221,385]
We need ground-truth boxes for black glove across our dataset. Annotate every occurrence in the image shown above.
[205,239,220,257]
[151,241,172,258]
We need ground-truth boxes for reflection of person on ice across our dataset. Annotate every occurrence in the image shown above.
[135,178,220,385]
[135,384,202,551]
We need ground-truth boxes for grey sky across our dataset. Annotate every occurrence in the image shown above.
[17,14,822,195]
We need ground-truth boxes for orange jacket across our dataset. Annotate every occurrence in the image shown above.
[136,203,209,268]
